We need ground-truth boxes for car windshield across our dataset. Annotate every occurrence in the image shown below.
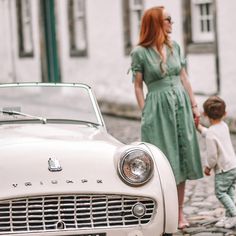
[0,83,104,126]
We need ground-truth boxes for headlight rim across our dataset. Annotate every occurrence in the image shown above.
[118,148,154,186]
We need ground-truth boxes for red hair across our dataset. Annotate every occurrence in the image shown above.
[138,6,172,55]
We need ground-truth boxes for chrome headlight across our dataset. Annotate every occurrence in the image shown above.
[118,149,154,186]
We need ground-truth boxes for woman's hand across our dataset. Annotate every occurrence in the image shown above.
[192,105,200,127]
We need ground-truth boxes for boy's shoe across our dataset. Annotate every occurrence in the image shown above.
[224,216,236,229]
[215,217,228,227]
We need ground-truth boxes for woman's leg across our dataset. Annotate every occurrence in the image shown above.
[177,181,189,228]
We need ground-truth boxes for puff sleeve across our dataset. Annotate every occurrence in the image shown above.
[175,41,186,68]
[130,47,144,82]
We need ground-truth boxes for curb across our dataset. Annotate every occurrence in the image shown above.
[98,100,236,134]
[98,100,141,120]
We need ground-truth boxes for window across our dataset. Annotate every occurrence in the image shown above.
[68,0,88,57]
[183,0,216,53]
[123,0,143,55]
[182,0,219,95]
[191,0,214,42]
[16,0,34,57]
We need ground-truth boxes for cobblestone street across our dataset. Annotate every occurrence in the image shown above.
[103,114,236,236]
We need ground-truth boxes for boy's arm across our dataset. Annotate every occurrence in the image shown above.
[197,123,204,133]
[205,135,218,170]
[197,123,207,136]
[198,125,217,172]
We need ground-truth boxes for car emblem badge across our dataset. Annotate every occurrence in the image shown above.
[48,158,62,172]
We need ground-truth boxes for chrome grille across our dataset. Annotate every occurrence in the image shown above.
[0,195,156,234]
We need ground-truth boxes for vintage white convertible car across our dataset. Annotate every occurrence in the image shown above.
[0,83,178,236]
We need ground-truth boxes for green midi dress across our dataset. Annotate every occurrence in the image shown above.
[131,41,203,184]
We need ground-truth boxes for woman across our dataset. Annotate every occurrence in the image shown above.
[130,6,203,229]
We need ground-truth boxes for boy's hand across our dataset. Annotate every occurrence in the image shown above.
[204,167,211,176]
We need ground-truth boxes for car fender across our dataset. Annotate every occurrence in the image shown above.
[132,142,178,233]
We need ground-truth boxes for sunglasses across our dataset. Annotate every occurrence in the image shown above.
[164,16,173,24]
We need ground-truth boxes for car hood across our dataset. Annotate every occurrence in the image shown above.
[0,123,119,143]
[0,124,125,199]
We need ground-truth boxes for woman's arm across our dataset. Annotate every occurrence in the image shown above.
[134,72,145,110]
[180,68,200,118]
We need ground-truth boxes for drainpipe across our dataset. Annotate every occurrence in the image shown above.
[213,0,220,94]
[8,0,16,82]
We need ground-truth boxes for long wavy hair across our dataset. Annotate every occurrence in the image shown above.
[138,6,172,57]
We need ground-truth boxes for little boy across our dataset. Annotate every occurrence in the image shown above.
[197,96,236,229]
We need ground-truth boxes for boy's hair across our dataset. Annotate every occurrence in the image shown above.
[203,96,226,120]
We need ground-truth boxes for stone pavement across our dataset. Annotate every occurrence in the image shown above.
[179,177,236,236]
[103,114,236,236]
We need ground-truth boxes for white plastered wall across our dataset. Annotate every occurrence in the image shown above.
[0,0,41,83]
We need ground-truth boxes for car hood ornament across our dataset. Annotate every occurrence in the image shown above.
[48,158,62,172]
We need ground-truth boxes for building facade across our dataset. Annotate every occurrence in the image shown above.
[0,0,235,116]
